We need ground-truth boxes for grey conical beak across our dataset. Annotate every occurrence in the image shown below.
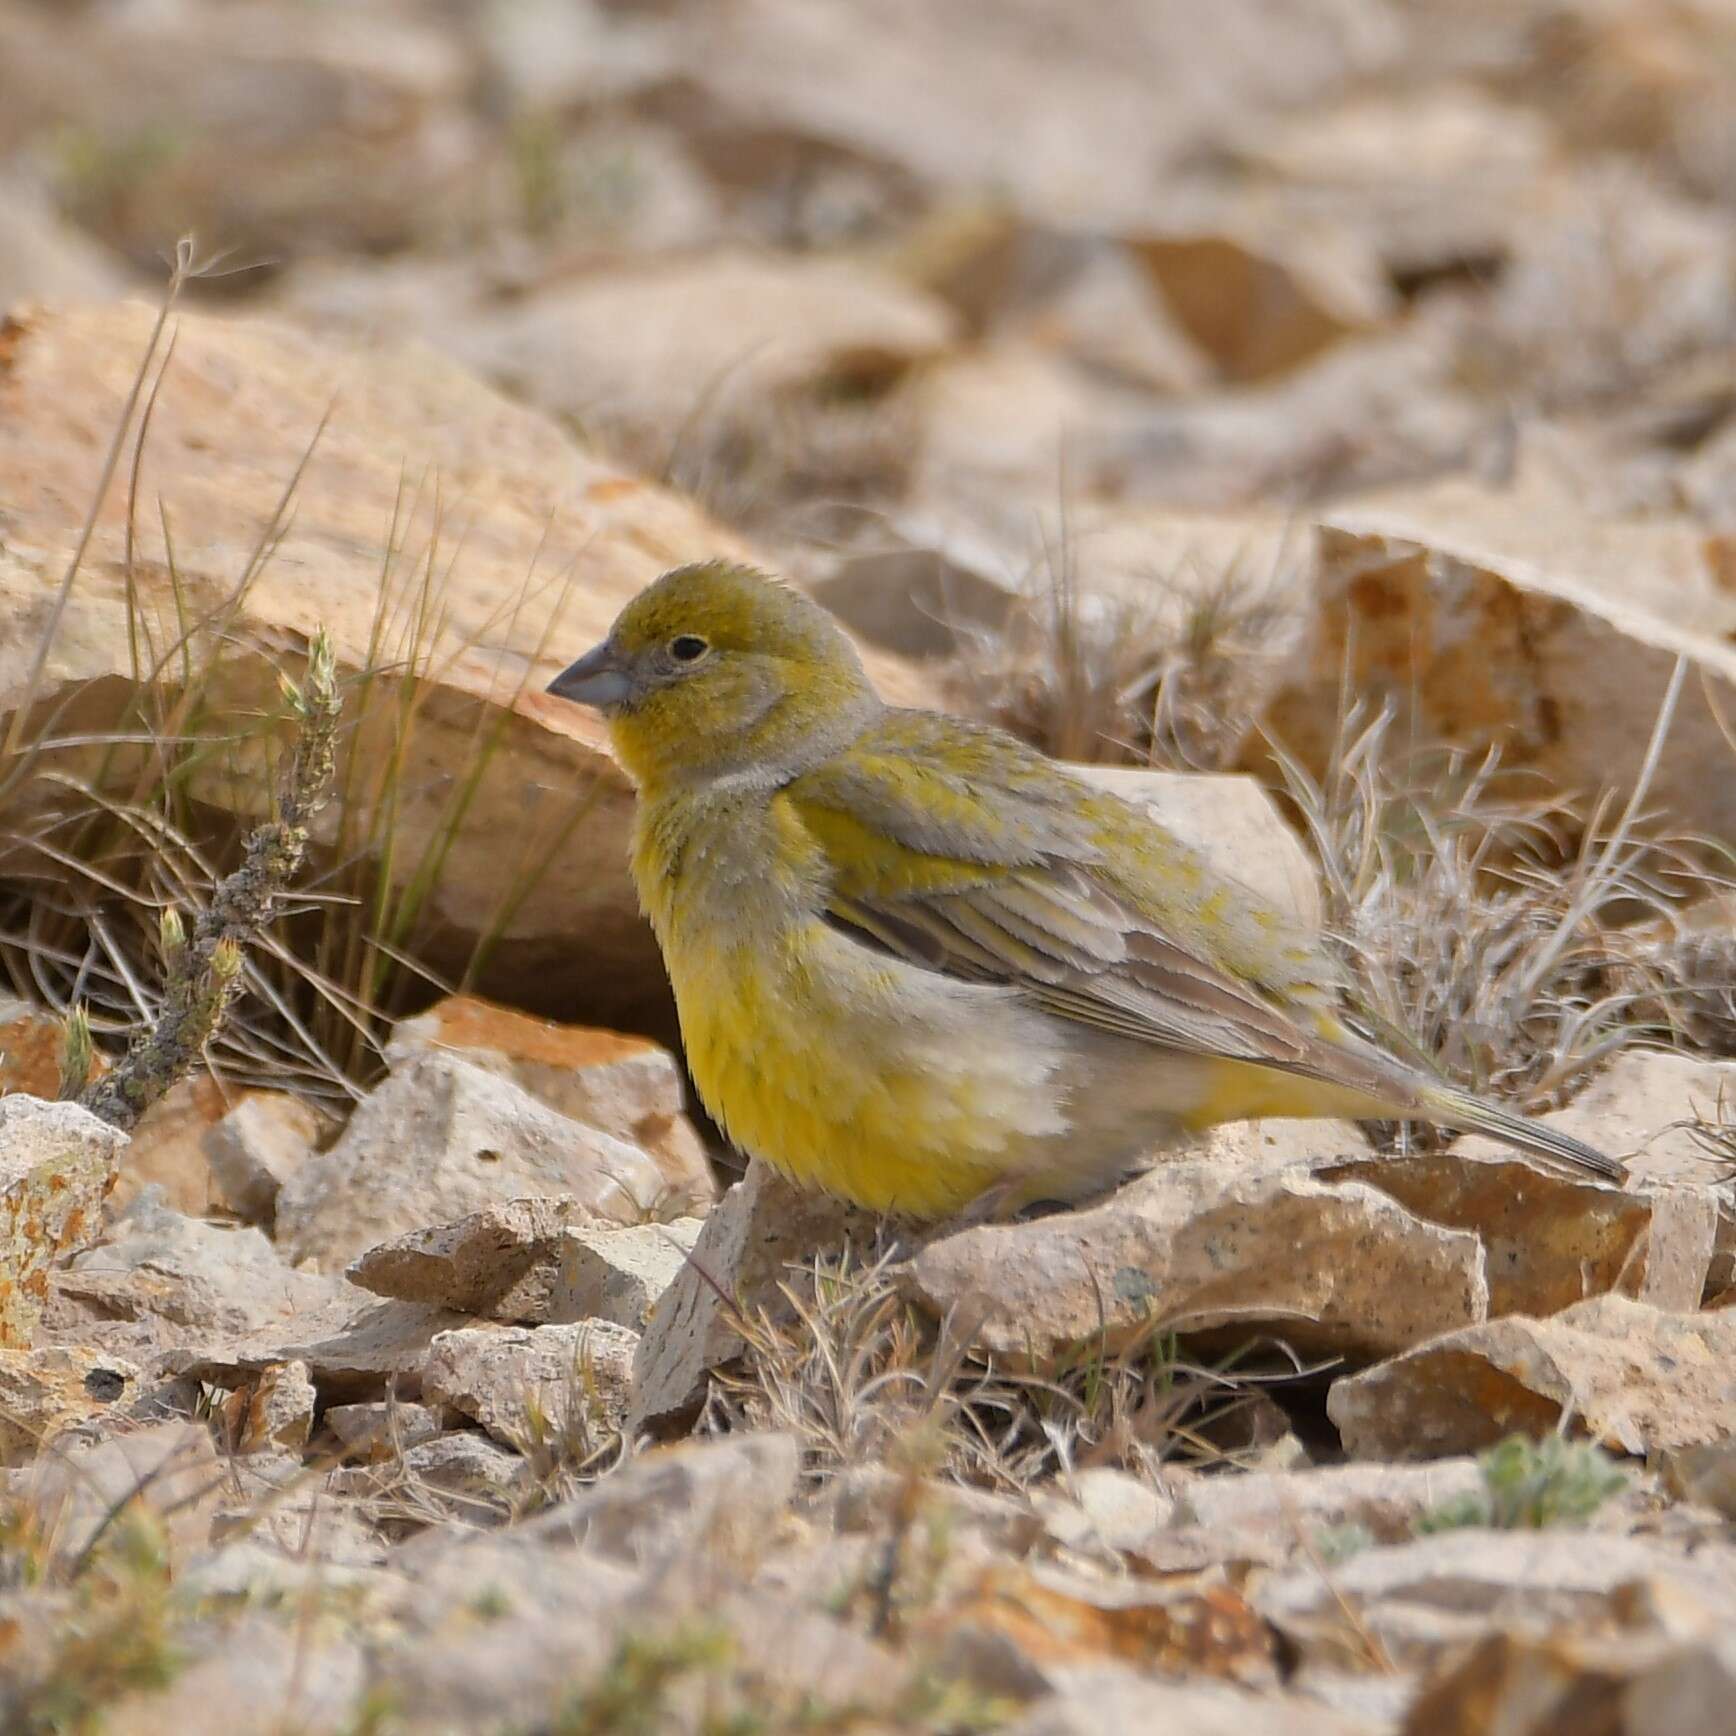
[547,642,633,710]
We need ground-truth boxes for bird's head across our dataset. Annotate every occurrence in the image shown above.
[548,561,880,789]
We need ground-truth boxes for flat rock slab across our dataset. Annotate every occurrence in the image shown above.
[1329,1292,1736,1461]
[902,1150,1488,1368]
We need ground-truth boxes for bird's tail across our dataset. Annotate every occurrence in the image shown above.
[1413,1081,1625,1184]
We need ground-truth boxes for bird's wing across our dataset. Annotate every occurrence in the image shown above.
[780,711,1345,1075]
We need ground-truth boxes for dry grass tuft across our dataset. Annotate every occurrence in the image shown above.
[709,1249,1299,1501]
[949,530,1296,769]
[1270,694,1730,1136]
[0,258,596,1109]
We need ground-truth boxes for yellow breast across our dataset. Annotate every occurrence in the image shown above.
[632,792,1065,1217]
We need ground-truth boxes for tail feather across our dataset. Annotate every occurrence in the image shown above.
[1418,1084,1625,1184]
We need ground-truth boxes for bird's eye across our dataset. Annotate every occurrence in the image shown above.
[669,634,709,663]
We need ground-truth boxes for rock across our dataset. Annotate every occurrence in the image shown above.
[463,250,956,454]
[173,1295,469,1406]
[1005,1668,1375,1736]
[0,1094,122,1348]
[931,1563,1279,1695]
[1260,480,1736,846]
[1127,216,1392,383]
[98,1619,367,1736]
[902,1146,1486,1369]
[0,1343,141,1465]
[524,1430,801,1564]
[0,1,476,263]
[1404,1626,1736,1736]
[26,1420,224,1567]
[331,1430,527,1517]
[1033,1468,1174,1557]
[1317,1149,1656,1318]
[1168,1459,1486,1554]
[347,1197,587,1319]
[57,1192,345,1339]
[223,1360,316,1456]
[549,1218,703,1330]
[1259,1529,1736,1673]
[0,175,126,309]
[670,0,1392,231]
[0,302,929,1032]
[324,1400,443,1463]
[422,1320,638,1451]
[108,1073,241,1218]
[1329,1293,1736,1461]
[1074,765,1322,928]
[383,997,714,1213]
[630,1160,880,1431]
[202,1092,323,1225]
[274,1053,694,1271]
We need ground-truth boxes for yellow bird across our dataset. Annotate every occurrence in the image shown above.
[548,561,1621,1220]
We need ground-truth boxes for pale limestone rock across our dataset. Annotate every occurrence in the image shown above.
[903,1145,1486,1368]
[383,996,714,1213]
[1165,1458,1484,1560]
[27,1421,223,1567]
[1261,481,1736,845]
[97,1619,366,1736]
[549,1218,703,1329]
[0,302,928,1031]
[202,1093,323,1225]
[1033,1467,1173,1557]
[324,1400,443,1463]
[423,1320,638,1450]
[463,250,956,443]
[330,1430,527,1517]
[173,1294,468,1405]
[0,1095,123,1348]
[1005,1669,1374,1736]
[0,1344,140,1466]
[629,1160,880,1431]
[275,1053,684,1271]
[1329,1293,1736,1461]
[58,1193,345,1338]
[523,1430,801,1564]
[1258,1529,1736,1674]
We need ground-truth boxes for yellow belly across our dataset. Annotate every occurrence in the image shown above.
[670,926,1061,1219]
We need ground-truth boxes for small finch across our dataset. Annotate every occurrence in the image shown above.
[548,561,1621,1220]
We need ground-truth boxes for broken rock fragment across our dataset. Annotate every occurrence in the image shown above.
[274,1052,688,1271]
[1329,1293,1736,1461]
[383,995,715,1213]
[902,1144,1487,1368]
[423,1320,638,1450]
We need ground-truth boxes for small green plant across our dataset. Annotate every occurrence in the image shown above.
[1416,1433,1629,1534]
